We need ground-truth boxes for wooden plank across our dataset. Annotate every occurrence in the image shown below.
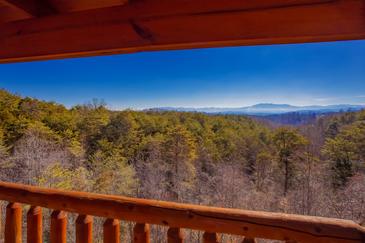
[50,210,67,243]
[76,215,93,243]
[167,227,184,243]
[0,182,363,242]
[133,223,150,243]
[103,219,120,243]
[0,0,56,17]
[27,206,43,243]
[203,232,219,243]
[0,0,364,63]
[4,202,22,243]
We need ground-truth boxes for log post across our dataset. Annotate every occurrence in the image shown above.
[133,223,150,243]
[0,204,3,241]
[167,227,183,243]
[76,215,93,243]
[103,219,120,243]
[50,210,67,243]
[5,202,22,243]
[242,237,257,243]
[27,206,42,243]
[203,232,219,243]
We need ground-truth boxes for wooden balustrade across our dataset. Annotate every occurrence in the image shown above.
[0,181,364,242]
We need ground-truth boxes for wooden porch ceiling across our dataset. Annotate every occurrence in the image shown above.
[0,0,364,63]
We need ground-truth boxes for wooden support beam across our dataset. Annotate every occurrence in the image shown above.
[0,182,364,242]
[0,0,364,63]
[0,4,32,23]
[0,0,56,17]
[47,0,128,13]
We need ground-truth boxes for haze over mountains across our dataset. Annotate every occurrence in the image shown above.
[150,103,365,116]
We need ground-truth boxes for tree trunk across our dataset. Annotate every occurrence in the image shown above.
[284,159,289,196]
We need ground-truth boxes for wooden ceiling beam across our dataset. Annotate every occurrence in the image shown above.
[0,0,364,63]
[0,0,56,17]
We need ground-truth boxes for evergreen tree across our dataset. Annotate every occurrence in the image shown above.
[163,125,197,201]
[273,127,307,195]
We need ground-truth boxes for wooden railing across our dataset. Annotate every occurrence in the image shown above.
[0,181,364,243]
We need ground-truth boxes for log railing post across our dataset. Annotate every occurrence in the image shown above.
[203,232,219,243]
[76,215,93,243]
[103,219,120,243]
[167,227,183,243]
[133,223,150,243]
[50,210,67,243]
[0,204,3,241]
[27,206,42,243]
[5,202,22,243]
[242,237,257,243]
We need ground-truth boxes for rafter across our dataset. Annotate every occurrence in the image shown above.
[0,0,56,17]
[0,0,364,63]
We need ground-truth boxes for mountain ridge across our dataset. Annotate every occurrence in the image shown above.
[147,103,365,116]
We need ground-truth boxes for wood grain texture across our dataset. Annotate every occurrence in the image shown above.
[103,219,120,243]
[4,202,22,243]
[167,227,183,243]
[50,210,67,243]
[0,0,364,63]
[0,182,363,242]
[27,206,42,243]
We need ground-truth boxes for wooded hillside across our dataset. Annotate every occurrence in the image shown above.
[0,89,364,241]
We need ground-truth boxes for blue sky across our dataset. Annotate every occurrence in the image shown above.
[0,40,364,110]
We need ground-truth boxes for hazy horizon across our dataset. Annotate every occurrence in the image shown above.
[3,88,365,112]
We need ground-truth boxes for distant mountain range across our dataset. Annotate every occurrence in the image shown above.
[148,103,365,116]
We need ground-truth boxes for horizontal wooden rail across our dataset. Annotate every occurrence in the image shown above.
[0,181,364,242]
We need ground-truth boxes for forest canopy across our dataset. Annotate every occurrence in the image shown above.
[0,89,364,228]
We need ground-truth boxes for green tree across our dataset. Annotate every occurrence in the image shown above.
[273,127,307,196]
[163,125,197,201]
[89,149,137,196]
[0,128,12,179]
[37,163,90,191]
[74,100,110,154]
[323,121,365,188]
[325,120,340,138]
